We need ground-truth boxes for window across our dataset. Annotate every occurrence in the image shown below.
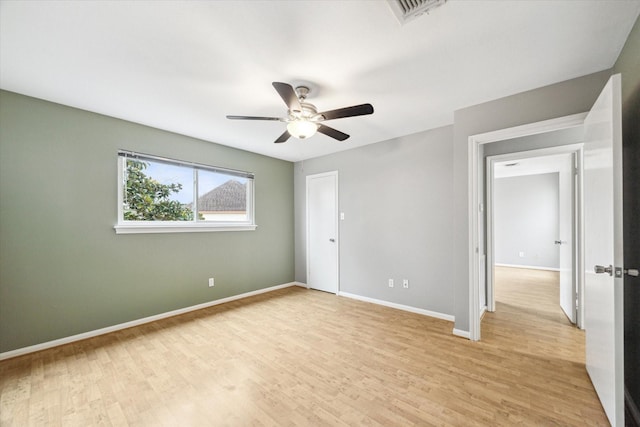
[115,151,256,234]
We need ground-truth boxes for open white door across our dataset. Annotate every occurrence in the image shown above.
[306,171,339,294]
[583,74,624,426]
[558,153,575,323]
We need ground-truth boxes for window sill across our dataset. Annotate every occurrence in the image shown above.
[114,223,257,234]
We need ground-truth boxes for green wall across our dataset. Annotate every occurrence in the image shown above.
[0,90,294,353]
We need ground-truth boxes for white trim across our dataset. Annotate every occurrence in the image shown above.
[338,291,454,322]
[486,144,583,313]
[484,143,585,163]
[486,156,496,312]
[452,328,471,339]
[114,223,257,234]
[480,306,487,318]
[0,282,301,361]
[494,263,561,272]
[471,113,587,144]
[468,113,587,343]
[468,130,481,340]
[486,144,584,326]
[576,149,585,329]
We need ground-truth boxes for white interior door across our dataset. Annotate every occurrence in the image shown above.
[306,172,338,294]
[583,74,624,426]
[558,153,575,323]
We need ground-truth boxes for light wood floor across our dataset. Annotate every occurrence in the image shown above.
[1,269,607,426]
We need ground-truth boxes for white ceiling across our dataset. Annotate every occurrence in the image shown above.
[1,1,638,162]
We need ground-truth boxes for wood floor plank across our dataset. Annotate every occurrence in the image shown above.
[0,269,608,426]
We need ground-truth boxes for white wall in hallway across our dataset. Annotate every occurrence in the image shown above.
[494,173,559,270]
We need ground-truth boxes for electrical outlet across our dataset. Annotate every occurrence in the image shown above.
[403,279,409,289]
[388,279,394,288]
[519,251,525,258]
[208,278,215,287]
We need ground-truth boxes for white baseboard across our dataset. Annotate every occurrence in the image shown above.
[452,328,471,339]
[0,281,303,361]
[495,263,560,272]
[337,291,454,322]
[480,305,487,319]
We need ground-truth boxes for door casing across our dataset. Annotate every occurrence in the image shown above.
[485,145,584,328]
[467,112,587,341]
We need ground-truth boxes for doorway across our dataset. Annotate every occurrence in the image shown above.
[486,147,583,328]
[469,75,625,426]
[306,171,339,294]
[467,113,587,341]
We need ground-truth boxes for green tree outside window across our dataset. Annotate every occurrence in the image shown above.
[123,160,198,221]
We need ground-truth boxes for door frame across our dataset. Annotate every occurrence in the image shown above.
[467,112,587,341]
[306,171,340,293]
[485,144,584,328]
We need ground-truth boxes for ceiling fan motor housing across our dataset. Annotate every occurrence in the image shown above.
[295,86,311,101]
[291,103,319,121]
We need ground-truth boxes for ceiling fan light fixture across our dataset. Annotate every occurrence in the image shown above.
[287,119,318,139]
[227,82,373,144]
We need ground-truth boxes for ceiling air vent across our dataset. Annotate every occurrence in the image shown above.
[387,0,447,24]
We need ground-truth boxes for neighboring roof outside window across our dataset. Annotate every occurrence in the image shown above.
[198,180,246,212]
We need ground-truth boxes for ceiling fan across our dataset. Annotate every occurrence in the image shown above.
[226,82,374,143]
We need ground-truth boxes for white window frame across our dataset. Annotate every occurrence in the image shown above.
[114,151,257,234]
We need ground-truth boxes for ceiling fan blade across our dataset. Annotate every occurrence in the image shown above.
[274,130,291,144]
[317,124,350,141]
[318,103,374,121]
[272,82,302,112]
[226,115,283,121]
